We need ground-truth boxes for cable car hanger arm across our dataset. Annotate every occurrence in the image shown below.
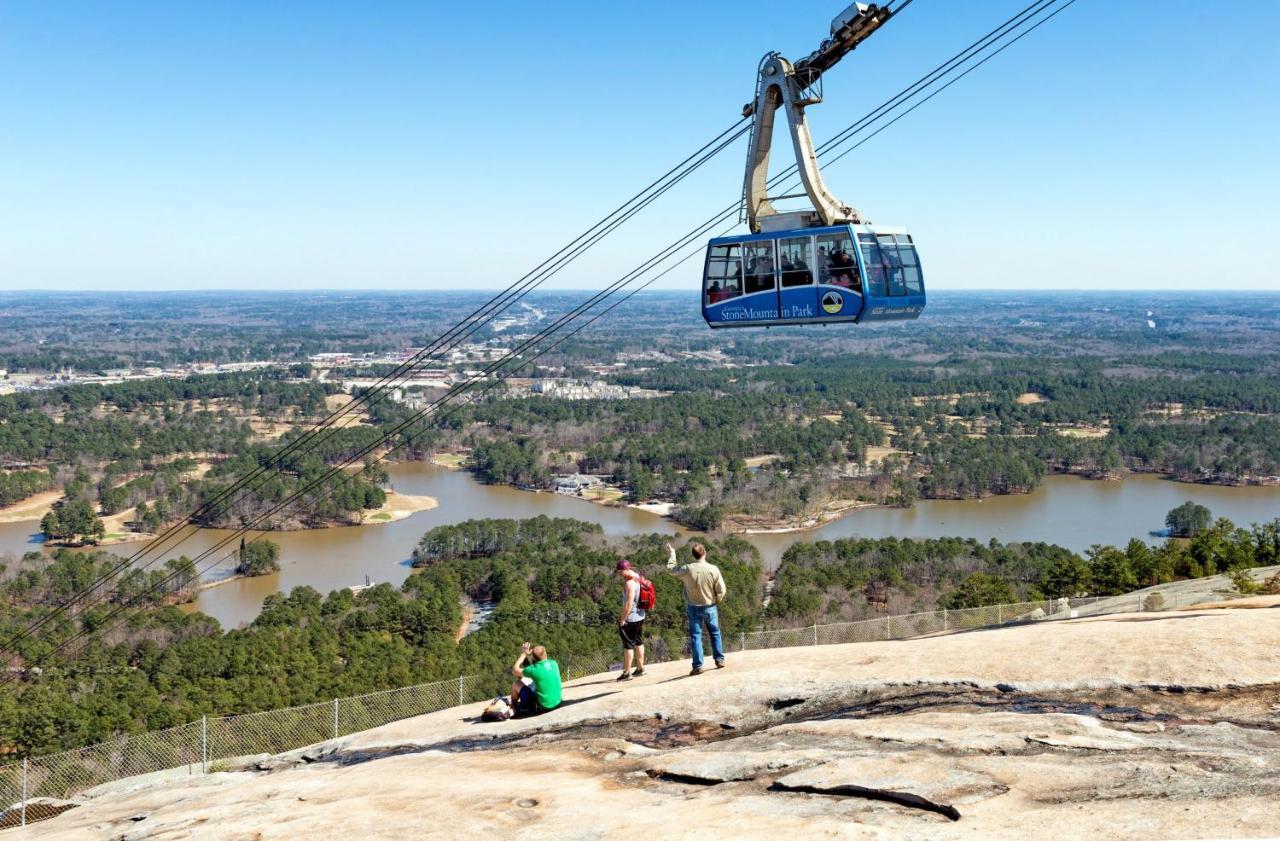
[741,2,895,233]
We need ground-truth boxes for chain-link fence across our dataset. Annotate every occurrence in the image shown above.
[0,673,488,830]
[753,599,1082,652]
[0,586,1229,829]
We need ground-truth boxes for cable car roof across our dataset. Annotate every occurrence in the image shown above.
[709,223,911,246]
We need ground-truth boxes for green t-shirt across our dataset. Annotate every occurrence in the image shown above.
[521,659,562,710]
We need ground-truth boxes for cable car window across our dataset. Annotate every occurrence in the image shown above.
[895,234,923,294]
[778,237,814,287]
[857,234,887,298]
[877,234,906,297]
[744,241,776,294]
[817,232,860,292]
[704,244,743,305]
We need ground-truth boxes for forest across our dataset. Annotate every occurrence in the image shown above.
[0,370,388,541]
[1,514,1278,758]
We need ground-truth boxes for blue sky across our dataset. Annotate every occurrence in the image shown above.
[1,1,1277,292]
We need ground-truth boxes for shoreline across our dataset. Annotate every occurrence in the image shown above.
[13,489,439,552]
[196,573,254,592]
[724,500,879,535]
[0,490,62,524]
[484,465,1280,537]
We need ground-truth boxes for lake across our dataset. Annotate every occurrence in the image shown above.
[1,463,1276,628]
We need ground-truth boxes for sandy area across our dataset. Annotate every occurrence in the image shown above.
[429,453,468,470]
[743,454,781,469]
[245,417,292,440]
[863,445,905,463]
[240,404,376,439]
[98,507,136,535]
[92,507,156,546]
[909,391,987,407]
[364,491,437,524]
[1054,425,1110,439]
[454,602,475,643]
[629,501,674,516]
[187,461,214,480]
[1016,392,1048,404]
[0,490,61,524]
[727,499,876,534]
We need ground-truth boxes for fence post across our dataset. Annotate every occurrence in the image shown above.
[885,615,891,640]
[200,715,208,774]
[997,604,1003,624]
[740,631,746,652]
[458,675,465,706]
[333,698,340,740]
[811,624,818,646]
[942,607,947,631]
[20,756,27,828]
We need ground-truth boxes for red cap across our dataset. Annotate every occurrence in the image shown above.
[615,559,632,571]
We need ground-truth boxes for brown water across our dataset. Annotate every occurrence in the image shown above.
[1,463,1276,629]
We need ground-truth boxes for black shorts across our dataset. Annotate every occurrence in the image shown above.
[515,681,550,717]
[619,619,645,650]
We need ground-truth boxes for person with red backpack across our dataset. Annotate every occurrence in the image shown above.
[615,559,654,681]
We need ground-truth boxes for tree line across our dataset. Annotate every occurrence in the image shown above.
[4,513,1278,759]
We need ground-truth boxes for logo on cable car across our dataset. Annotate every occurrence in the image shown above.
[821,291,844,314]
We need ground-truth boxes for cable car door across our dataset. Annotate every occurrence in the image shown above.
[778,235,819,322]
[742,239,781,323]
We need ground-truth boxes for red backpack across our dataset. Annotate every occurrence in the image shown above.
[636,575,657,611]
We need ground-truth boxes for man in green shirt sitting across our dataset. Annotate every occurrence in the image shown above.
[509,641,562,717]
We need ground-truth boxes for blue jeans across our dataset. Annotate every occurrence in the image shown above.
[686,604,725,669]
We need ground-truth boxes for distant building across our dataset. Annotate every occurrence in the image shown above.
[527,379,661,401]
[554,474,603,494]
[308,352,353,366]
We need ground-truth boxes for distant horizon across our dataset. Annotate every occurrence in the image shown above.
[1,287,1277,296]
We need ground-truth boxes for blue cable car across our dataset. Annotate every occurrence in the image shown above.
[705,4,926,329]
[702,224,924,328]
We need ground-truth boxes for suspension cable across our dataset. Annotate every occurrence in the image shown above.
[0,119,749,655]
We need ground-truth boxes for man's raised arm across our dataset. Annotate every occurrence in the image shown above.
[511,641,531,678]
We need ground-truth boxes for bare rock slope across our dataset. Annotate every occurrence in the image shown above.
[18,605,1280,840]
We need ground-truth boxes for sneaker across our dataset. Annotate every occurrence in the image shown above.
[689,667,703,676]
[616,671,632,682]
[631,667,646,677]
[715,660,726,669]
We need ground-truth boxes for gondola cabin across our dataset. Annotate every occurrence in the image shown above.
[702,224,925,328]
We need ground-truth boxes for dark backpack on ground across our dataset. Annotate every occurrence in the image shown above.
[636,575,657,611]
